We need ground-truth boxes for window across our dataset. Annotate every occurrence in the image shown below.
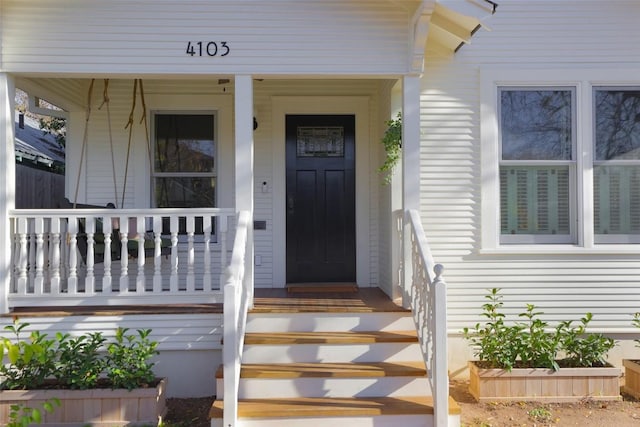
[593,89,640,243]
[498,88,576,243]
[482,69,640,249]
[153,113,216,209]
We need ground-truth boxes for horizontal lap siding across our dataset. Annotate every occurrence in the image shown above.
[1,0,410,75]
[421,1,640,334]
[0,314,223,351]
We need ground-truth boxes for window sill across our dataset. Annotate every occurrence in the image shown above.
[480,245,639,255]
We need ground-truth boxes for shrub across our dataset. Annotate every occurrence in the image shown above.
[633,312,640,349]
[464,288,616,370]
[105,328,158,390]
[0,320,159,391]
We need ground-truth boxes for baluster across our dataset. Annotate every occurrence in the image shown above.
[34,217,45,295]
[136,216,146,293]
[67,218,79,294]
[153,216,163,292]
[170,216,179,293]
[85,217,95,294]
[16,218,28,295]
[102,217,113,293]
[218,215,228,290]
[50,218,62,295]
[203,215,213,291]
[186,216,195,292]
[119,217,129,292]
[27,219,35,292]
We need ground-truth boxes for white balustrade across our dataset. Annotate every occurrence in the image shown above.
[404,209,449,427]
[8,208,236,307]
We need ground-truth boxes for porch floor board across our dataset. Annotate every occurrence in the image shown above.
[251,288,406,313]
[5,287,402,317]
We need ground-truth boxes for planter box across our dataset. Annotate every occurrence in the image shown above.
[623,359,640,399]
[0,378,166,427]
[469,361,621,403]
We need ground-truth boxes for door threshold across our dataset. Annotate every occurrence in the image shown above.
[286,282,358,293]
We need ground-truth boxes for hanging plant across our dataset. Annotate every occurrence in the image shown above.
[378,113,402,184]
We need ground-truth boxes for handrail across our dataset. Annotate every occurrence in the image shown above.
[222,210,252,427]
[406,209,449,427]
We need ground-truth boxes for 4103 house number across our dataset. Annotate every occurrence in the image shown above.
[186,41,230,57]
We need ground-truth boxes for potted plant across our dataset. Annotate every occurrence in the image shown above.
[464,288,621,402]
[378,112,402,184]
[0,320,166,426]
[622,312,640,399]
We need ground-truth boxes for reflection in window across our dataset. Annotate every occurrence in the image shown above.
[153,114,216,208]
[499,88,575,243]
[594,89,640,242]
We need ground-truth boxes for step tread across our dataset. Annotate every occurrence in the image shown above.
[215,361,427,379]
[244,330,418,345]
[210,396,461,418]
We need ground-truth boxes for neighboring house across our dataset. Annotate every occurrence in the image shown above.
[14,112,66,208]
[1,0,639,425]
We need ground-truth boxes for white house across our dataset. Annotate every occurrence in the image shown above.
[1,1,639,426]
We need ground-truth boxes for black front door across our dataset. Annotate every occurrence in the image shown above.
[286,115,356,283]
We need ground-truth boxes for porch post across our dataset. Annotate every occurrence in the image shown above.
[0,73,16,314]
[402,75,421,306]
[234,75,254,291]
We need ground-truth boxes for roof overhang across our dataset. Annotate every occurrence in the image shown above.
[411,0,496,73]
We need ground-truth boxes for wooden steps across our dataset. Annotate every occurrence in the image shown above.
[211,295,460,426]
[210,396,461,418]
[244,330,418,345]
[218,361,426,379]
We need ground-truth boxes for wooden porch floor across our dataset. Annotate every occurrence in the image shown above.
[6,287,405,317]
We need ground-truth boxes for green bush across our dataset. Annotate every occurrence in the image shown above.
[0,320,159,390]
[464,288,616,370]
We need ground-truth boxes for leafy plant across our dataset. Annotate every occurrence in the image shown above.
[0,320,57,390]
[105,328,159,390]
[0,321,159,391]
[464,288,616,371]
[54,332,107,389]
[7,399,59,427]
[517,304,562,371]
[527,406,553,423]
[559,312,616,367]
[378,112,402,184]
[463,288,523,370]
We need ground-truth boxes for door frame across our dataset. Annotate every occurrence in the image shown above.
[272,96,371,287]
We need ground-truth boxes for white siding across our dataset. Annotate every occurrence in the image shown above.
[420,0,640,344]
[1,0,412,76]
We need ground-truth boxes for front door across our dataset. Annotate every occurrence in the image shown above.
[286,115,356,283]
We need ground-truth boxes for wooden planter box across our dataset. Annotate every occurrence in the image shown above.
[623,359,640,399]
[469,361,621,403]
[0,378,166,427]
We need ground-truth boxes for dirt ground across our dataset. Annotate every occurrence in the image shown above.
[450,380,640,426]
[164,382,640,427]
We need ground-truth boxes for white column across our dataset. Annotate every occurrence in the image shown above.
[0,73,16,314]
[234,75,254,288]
[402,75,421,306]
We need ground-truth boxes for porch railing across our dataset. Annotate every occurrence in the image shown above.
[405,209,449,427]
[222,210,252,427]
[7,207,236,308]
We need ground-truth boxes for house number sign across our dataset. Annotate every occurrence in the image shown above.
[186,41,230,57]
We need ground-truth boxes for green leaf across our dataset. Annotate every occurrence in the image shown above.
[7,344,19,364]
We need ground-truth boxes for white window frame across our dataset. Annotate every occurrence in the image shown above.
[592,86,640,244]
[151,110,218,209]
[498,86,577,244]
[481,68,640,253]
